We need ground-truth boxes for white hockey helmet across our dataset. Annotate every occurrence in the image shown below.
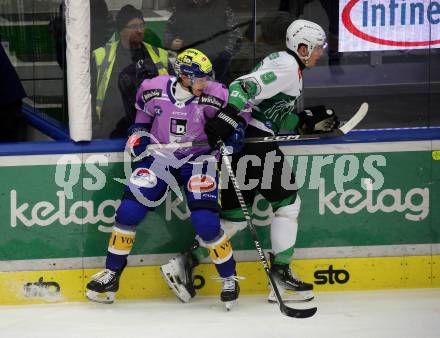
[286,19,326,60]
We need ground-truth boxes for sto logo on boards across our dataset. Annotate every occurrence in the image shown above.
[314,265,350,285]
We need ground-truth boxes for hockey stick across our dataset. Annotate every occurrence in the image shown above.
[243,101,368,143]
[218,141,317,319]
[146,102,368,151]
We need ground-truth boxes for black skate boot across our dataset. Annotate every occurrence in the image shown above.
[268,253,314,303]
[160,240,199,303]
[86,268,123,304]
[220,274,241,311]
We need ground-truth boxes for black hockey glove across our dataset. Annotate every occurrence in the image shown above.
[296,105,340,134]
[204,104,245,149]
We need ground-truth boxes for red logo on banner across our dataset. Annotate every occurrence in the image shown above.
[342,0,440,47]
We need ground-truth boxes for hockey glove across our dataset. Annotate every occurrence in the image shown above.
[204,104,245,149]
[297,106,339,134]
[127,123,151,161]
[224,122,245,154]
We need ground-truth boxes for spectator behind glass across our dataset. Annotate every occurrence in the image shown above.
[164,0,242,84]
[91,5,173,139]
[118,50,176,138]
[0,43,26,142]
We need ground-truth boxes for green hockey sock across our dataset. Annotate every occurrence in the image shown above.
[192,245,209,262]
[274,246,295,265]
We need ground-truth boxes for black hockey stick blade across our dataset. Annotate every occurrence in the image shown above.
[280,303,317,318]
[267,272,317,318]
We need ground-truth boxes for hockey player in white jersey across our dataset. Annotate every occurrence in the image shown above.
[161,19,339,303]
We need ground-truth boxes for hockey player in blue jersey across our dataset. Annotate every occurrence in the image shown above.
[161,19,339,304]
[86,49,247,310]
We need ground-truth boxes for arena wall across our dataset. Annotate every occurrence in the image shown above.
[0,129,439,305]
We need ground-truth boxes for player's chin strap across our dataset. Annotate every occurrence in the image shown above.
[188,80,194,96]
[217,139,317,319]
[174,79,196,101]
[145,102,368,152]
[182,75,196,96]
[286,49,307,70]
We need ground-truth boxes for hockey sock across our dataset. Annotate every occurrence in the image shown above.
[274,246,295,265]
[192,216,249,262]
[270,196,300,265]
[269,193,296,211]
[106,225,136,271]
[220,206,252,222]
[206,231,236,278]
[216,257,236,278]
[190,208,219,262]
[190,209,236,277]
[192,245,209,262]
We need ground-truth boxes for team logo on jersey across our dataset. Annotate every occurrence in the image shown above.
[130,168,157,188]
[170,118,187,136]
[154,105,162,116]
[241,77,261,98]
[199,94,224,109]
[187,174,216,193]
[143,89,162,103]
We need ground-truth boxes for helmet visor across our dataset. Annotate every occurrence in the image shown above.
[192,76,211,87]
[313,43,327,56]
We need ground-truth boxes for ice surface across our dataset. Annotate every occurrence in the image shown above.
[0,289,438,338]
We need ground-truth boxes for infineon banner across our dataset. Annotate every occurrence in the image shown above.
[339,0,440,52]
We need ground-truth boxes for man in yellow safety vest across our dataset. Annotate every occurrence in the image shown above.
[91,4,173,139]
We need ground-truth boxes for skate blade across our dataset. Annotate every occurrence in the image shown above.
[224,300,237,311]
[268,289,314,303]
[86,290,115,304]
[159,266,192,303]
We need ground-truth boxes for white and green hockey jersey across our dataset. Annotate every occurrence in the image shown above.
[228,51,303,134]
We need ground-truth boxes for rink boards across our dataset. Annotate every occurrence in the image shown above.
[0,133,439,304]
[0,255,439,304]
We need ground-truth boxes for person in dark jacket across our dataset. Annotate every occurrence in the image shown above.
[0,43,27,142]
[91,5,173,139]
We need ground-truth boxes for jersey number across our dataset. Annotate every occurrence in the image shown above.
[260,71,277,85]
[268,52,280,60]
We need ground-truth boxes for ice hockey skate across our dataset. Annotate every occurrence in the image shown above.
[268,254,314,303]
[219,274,241,311]
[86,269,122,304]
[160,253,197,303]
